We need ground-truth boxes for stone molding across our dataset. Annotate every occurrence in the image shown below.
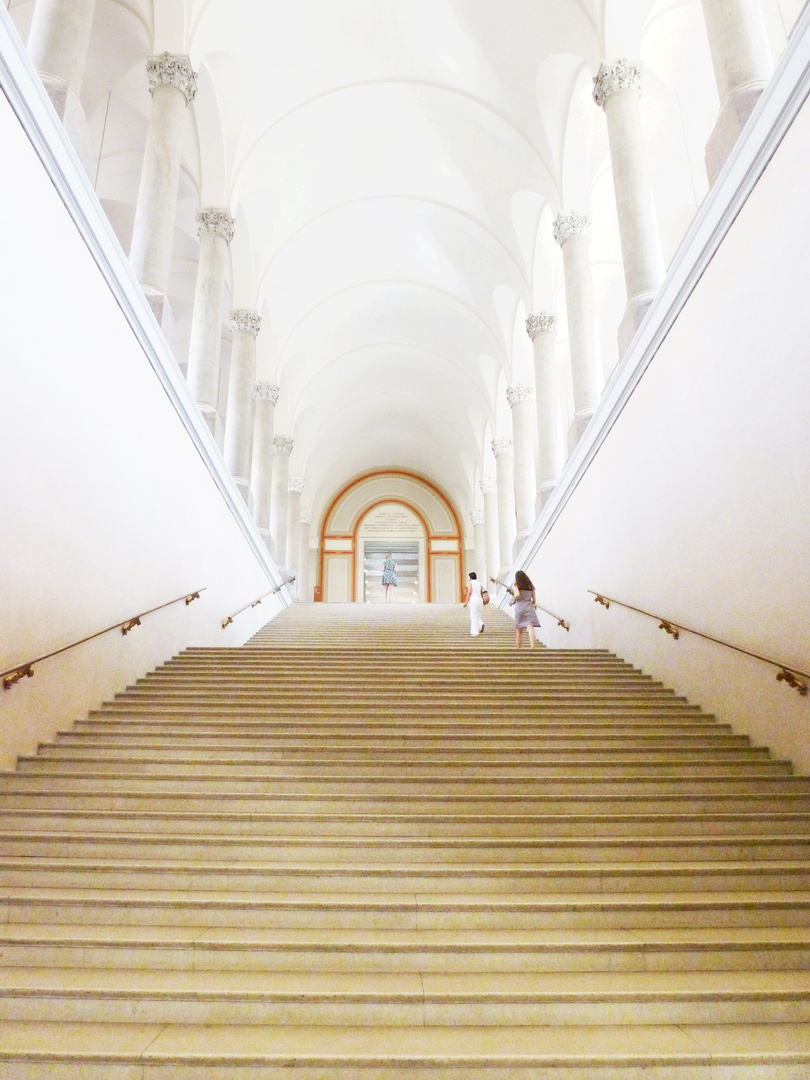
[593,59,643,109]
[300,509,313,525]
[470,509,485,526]
[506,384,534,407]
[196,207,235,244]
[526,312,557,339]
[146,52,197,104]
[273,435,294,455]
[553,211,592,246]
[491,437,513,457]
[479,477,497,495]
[253,381,279,404]
[229,309,261,337]
[288,476,305,493]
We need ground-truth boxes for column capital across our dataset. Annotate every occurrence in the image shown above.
[470,509,485,526]
[553,211,592,246]
[253,381,279,403]
[506,384,534,408]
[491,437,513,458]
[273,435,294,455]
[300,508,313,525]
[146,52,197,104]
[479,476,497,495]
[593,59,643,109]
[526,312,557,339]
[288,476,304,493]
[196,207,235,244]
[229,309,261,337]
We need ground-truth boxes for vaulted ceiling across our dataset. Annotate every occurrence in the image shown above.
[9,0,800,525]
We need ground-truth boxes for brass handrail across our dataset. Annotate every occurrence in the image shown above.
[491,578,570,631]
[2,588,205,691]
[589,590,809,696]
[221,577,295,629]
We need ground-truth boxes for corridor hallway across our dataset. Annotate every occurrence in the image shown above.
[0,603,808,1075]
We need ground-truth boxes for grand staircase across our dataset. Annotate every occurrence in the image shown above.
[0,602,809,1076]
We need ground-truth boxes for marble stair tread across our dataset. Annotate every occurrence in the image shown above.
[2,1020,810,1065]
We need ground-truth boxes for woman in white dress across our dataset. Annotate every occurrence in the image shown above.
[463,571,484,636]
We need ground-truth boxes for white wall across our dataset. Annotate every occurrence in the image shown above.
[520,67,810,771]
[0,53,286,769]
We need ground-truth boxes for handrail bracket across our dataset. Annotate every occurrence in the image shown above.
[777,668,808,696]
[3,665,34,691]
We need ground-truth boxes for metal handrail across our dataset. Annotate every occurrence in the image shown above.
[491,578,570,631]
[1,588,205,691]
[589,590,809,696]
[221,577,295,629]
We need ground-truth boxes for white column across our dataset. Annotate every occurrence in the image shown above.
[492,437,517,573]
[593,60,665,355]
[129,53,197,323]
[298,509,312,602]
[186,208,234,443]
[224,310,260,506]
[26,0,96,169]
[270,436,293,567]
[250,381,279,539]
[479,477,499,588]
[701,0,774,183]
[286,476,304,574]
[526,312,563,508]
[470,509,486,581]
[552,213,602,447]
[506,385,536,548]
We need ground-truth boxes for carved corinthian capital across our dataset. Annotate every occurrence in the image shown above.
[491,437,513,457]
[253,381,279,403]
[526,312,557,339]
[470,509,485,526]
[592,59,643,109]
[229,310,261,337]
[196,207,235,244]
[506,384,534,408]
[479,477,496,495]
[146,53,197,104]
[553,211,592,246]
[288,476,304,493]
[273,435,294,455]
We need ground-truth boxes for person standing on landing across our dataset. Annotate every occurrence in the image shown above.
[463,571,484,636]
[381,553,397,602]
[509,569,541,649]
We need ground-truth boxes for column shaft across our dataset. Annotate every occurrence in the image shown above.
[250,383,278,534]
[492,439,517,573]
[286,479,304,573]
[129,55,197,309]
[298,512,312,602]
[224,311,260,504]
[480,480,499,588]
[186,208,234,441]
[526,313,563,507]
[701,0,774,182]
[270,436,293,567]
[594,61,664,354]
[470,510,486,582]
[506,386,536,545]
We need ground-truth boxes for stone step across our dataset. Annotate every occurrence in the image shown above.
[1,789,807,815]
[0,966,809,1025]
[0,1019,808,1079]
[4,889,810,929]
[2,771,807,796]
[0,923,807,973]
[3,807,809,837]
[0,857,807,893]
[1,830,808,864]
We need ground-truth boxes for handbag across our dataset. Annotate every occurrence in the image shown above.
[481,587,490,605]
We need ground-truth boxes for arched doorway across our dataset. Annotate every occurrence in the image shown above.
[318,470,464,603]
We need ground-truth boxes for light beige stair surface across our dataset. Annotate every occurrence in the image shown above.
[0,602,809,1077]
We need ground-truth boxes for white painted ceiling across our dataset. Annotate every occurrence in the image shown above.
[10,0,801,524]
